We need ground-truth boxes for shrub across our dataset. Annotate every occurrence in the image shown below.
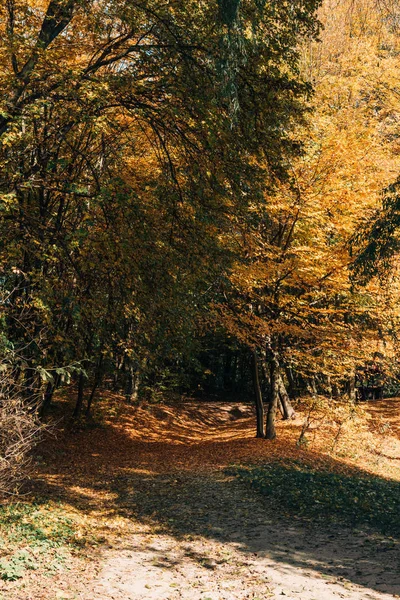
[0,368,44,496]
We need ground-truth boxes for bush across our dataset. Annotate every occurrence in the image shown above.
[0,369,44,497]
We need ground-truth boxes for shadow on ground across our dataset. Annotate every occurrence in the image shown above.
[30,402,400,598]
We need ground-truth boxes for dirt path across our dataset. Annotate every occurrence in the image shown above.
[28,400,400,600]
[87,471,400,600]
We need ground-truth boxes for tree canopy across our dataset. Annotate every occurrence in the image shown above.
[1,0,400,440]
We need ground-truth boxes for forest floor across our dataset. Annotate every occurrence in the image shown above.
[1,396,400,600]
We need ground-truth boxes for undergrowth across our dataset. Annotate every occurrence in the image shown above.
[0,501,93,581]
[230,462,400,537]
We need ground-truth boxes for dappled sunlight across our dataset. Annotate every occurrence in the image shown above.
[38,396,400,483]
[26,397,400,600]
[111,402,258,444]
[364,398,400,463]
[365,397,400,434]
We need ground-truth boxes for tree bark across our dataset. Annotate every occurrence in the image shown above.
[277,373,296,419]
[86,379,98,417]
[86,355,104,416]
[24,366,36,405]
[112,354,124,391]
[277,395,285,418]
[39,381,55,418]
[326,374,333,400]
[223,350,233,393]
[125,364,140,404]
[266,356,279,440]
[39,371,62,418]
[310,377,318,396]
[73,372,85,418]
[285,366,298,399]
[348,373,356,402]
[252,350,265,438]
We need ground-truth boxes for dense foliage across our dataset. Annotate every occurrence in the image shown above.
[1,0,400,453]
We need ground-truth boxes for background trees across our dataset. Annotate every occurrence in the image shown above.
[186,0,400,436]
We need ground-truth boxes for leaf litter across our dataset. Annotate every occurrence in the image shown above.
[1,396,400,599]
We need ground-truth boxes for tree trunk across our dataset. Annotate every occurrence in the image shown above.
[24,366,36,404]
[112,354,124,391]
[232,352,238,390]
[277,395,285,418]
[285,366,298,399]
[266,357,279,440]
[223,350,233,393]
[252,350,265,438]
[125,364,140,404]
[39,371,61,418]
[39,381,55,418]
[326,374,333,400]
[86,355,103,416]
[311,377,318,396]
[132,370,140,403]
[277,374,296,419]
[73,372,85,418]
[86,379,98,417]
[348,373,356,402]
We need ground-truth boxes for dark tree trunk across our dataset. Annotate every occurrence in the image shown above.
[24,366,36,404]
[112,354,124,391]
[231,352,238,389]
[252,350,265,438]
[86,379,98,417]
[239,350,247,392]
[311,377,318,396]
[73,372,85,418]
[39,381,54,418]
[277,395,285,418]
[39,371,61,418]
[86,355,104,416]
[223,350,233,393]
[348,373,356,402]
[285,366,298,399]
[277,374,296,419]
[39,373,61,417]
[266,357,279,440]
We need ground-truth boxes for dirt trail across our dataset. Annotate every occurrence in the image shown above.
[32,400,400,600]
[89,472,400,600]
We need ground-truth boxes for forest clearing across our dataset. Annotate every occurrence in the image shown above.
[0,396,399,600]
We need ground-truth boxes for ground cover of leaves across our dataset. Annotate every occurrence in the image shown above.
[1,397,400,600]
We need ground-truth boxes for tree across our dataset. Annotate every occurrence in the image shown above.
[0,0,322,419]
[215,0,400,438]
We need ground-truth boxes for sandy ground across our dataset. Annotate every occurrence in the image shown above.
[75,401,400,600]
[87,471,400,600]
[87,475,400,600]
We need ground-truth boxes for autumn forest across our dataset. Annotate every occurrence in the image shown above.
[1,1,400,599]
